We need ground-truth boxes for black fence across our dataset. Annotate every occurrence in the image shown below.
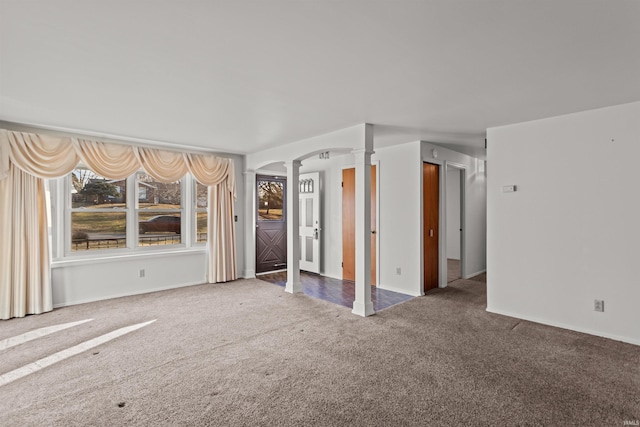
[72,235,184,251]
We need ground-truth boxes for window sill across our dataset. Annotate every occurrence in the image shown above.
[51,247,207,269]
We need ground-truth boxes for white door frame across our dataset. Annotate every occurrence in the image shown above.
[444,161,467,282]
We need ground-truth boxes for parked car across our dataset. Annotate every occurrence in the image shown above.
[139,215,181,234]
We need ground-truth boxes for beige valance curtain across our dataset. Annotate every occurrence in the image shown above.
[0,129,237,320]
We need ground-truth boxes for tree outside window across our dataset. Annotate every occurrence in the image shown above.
[257,180,284,221]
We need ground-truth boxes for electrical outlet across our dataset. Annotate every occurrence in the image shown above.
[396,267,401,275]
[594,299,604,312]
[139,269,145,278]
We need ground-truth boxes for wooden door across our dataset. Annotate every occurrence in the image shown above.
[342,166,377,285]
[423,163,439,292]
[256,176,287,273]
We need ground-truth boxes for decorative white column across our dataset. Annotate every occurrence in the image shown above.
[284,160,302,293]
[352,124,375,317]
[243,169,256,279]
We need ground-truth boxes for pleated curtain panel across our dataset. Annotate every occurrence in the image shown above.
[0,129,237,320]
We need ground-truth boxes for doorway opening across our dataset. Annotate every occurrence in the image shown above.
[446,165,465,283]
[255,175,287,274]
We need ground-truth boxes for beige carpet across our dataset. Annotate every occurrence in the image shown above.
[0,277,638,426]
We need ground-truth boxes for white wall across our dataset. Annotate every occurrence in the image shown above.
[446,167,461,260]
[51,251,206,306]
[487,101,640,346]
[374,142,424,295]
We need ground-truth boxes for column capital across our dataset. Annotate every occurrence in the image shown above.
[242,169,256,176]
[283,160,302,169]
[351,148,375,156]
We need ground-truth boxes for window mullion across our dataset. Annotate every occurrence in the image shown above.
[64,174,73,256]
[127,173,137,249]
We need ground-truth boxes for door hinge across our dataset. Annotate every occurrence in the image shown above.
[341,261,343,267]
[341,181,343,187]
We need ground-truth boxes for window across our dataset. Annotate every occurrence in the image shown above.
[69,167,127,252]
[195,182,208,243]
[137,172,182,247]
[60,167,208,257]
[257,179,284,221]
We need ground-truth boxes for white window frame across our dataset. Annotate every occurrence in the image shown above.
[65,167,131,256]
[50,168,206,261]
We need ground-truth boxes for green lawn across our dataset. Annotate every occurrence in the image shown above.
[72,212,126,234]
[71,206,207,235]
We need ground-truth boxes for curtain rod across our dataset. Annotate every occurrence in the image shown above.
[0,120,245,158]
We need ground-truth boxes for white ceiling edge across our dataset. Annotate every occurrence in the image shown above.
[0,119,245,157]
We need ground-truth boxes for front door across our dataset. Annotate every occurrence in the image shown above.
[342,166,377,285]
[423,162,439,292]
[299,172,320,274]
[256,175,287,274]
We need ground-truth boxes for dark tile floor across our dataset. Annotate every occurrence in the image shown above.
[256,270,414,311]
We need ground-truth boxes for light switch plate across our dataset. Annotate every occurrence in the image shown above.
[594,300,604,312]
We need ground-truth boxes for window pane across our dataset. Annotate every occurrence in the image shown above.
[306,198,313,227]
[138,173,181,210]
[71,212,126,252]
[196,182,208,208]
[196,182,208,243]
[196,211,207,242]
[257,180,284,221]
[305,236,313,262]
[71,168,126,208]
[138,212,182,246]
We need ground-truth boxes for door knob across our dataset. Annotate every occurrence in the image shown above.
[371,230,376,234]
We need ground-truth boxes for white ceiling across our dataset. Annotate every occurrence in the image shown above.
[1,0,639,159]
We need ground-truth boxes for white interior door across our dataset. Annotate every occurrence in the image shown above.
[299,172,320,273]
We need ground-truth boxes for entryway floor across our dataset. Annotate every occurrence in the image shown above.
[256,271,414,311]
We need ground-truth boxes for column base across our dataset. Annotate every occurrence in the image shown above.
[243,269,256,279]
[285,281,302,293]
[352,301,375,317]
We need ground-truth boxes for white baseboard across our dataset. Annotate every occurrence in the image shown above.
[53,280,206,309]
[377,283,422,297]
[464,268,486,280]
[319,272,342,281]
[486,307,640,347]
